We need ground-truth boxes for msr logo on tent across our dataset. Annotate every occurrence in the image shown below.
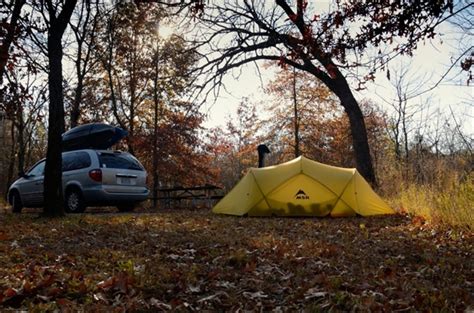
[295,189,309,200]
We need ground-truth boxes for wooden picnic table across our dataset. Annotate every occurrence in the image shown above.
[156,184,224,208]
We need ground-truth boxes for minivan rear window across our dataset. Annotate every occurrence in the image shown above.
[98,153,144,171]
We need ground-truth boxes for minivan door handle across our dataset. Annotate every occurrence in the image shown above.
[116,174,138,178]
[35,180,44,185]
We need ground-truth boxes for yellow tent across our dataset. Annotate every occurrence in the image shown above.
[213,156,394,217]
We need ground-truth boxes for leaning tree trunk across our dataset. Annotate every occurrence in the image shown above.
[271,0,376,184]
[342,96,376,185]
[329,72,376,185]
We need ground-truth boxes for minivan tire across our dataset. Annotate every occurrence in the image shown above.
[65,188,86,213]
[10,191,22,213]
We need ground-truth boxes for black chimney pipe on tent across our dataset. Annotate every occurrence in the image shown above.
[257,144,270,168]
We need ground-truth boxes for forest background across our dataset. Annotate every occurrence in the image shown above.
[0,0,472,227]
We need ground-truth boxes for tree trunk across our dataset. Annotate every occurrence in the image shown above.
[392,98,402,161]
[331,75,376,185]
[17,106,25,172]
[42,0,77,217]
[5,120,16,200]
[152,54,160,209]
[152,99,159,208]
[43,32,66,217]
[128,111,135,155]
[70,37,83,129]
[70,78,82,128]
[344,100,376,185]
[293,67,300,158]
[70,0,96,129]
[0,0,25,84]
[127,45,137,156]
[402,101,409,163]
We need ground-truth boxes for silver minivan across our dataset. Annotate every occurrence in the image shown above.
[7,124,149,213]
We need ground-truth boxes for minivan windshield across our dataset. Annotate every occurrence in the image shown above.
[98,152,144,171]
[27,160,45,176]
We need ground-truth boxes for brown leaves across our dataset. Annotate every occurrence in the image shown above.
[0,212,472,311]
[0,263,59,307]
[97,272,135,295]
[0,231,10,241]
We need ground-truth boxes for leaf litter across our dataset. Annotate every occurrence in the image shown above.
[0,210,472,311]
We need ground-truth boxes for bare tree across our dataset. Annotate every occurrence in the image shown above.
[384,63,431,163]
[2,70,46,173]
[67,0,100,128]
[449,0,473,85]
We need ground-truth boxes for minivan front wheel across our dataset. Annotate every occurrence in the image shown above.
[65,189,85,213]
[10,191,23,213]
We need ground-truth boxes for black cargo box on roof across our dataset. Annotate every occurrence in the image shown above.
[62,123,128,151]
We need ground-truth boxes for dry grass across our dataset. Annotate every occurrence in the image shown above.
[388,174,473,229]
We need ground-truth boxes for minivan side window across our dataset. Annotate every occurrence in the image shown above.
[27,161,45,176]
[62,152,91,172]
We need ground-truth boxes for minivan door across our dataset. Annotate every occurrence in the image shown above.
[19,160,45,206]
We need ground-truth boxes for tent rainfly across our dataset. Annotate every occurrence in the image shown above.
[213,156,394,217]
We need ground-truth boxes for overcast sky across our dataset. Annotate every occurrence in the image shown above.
[160,2,473,140]
[197,22,473,139]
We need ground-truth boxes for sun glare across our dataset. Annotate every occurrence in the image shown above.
[157,23,174,39]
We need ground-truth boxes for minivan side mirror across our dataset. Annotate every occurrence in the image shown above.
[18,171,28,178]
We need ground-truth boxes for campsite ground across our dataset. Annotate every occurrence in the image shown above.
[0,209,472,311]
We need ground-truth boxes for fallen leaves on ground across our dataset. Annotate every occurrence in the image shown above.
[0,210,472,311]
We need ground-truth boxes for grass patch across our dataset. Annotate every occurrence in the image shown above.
[389,175,473,229]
